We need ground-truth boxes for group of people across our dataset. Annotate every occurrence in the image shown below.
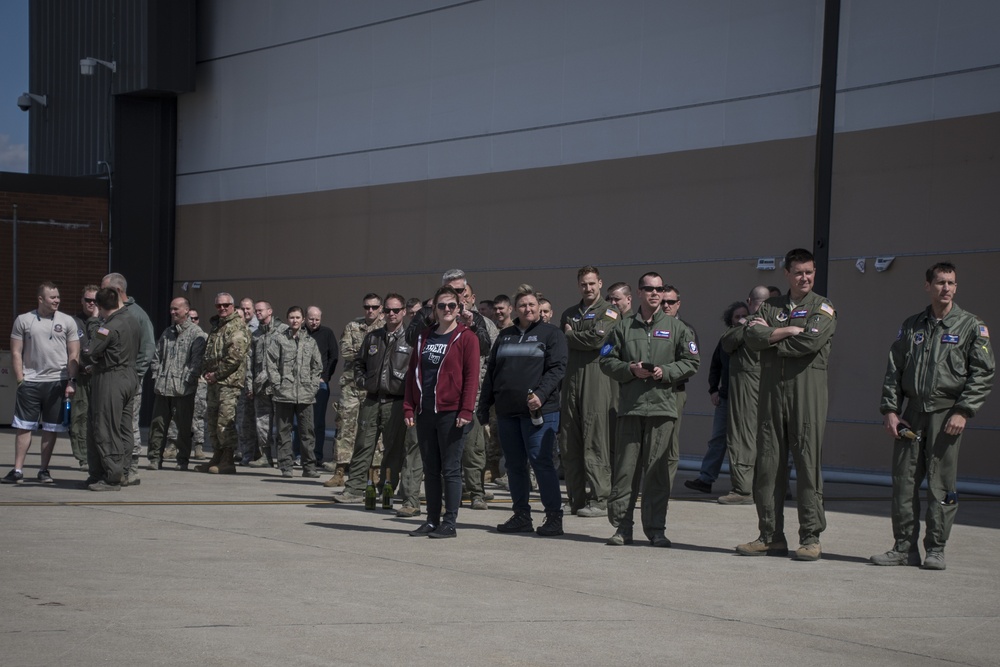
[5,252,993,568]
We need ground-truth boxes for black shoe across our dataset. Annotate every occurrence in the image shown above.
[1,470,24,485]
[36,469,54,484]
[428,524,457,539]
[408,522,437,537]
[536,512,564,537]
[684,478,712,493]
[496,512,534,534]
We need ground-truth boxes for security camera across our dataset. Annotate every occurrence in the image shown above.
[17,92,47,111]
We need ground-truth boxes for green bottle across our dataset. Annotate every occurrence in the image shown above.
[364,474,377,510]
[382,467,394,510]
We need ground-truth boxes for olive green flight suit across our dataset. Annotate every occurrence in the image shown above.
[559,296,619,512]
[87,309,141,485]
[745,291,836,546]
[600,309,700,539]
[720,322,761,496]
[880,303,994,552]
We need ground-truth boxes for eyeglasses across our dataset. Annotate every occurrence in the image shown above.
[383,307,404,314]
[436,302,459,311]
[363,305,381,311]
[662,299,679,306]
[215,303,234,309]
[83,298,96,304]
[638,285,667,293]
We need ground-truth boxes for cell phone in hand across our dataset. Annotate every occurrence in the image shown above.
[640,362,655,371]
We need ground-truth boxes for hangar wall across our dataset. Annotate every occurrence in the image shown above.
[174,1,1000,479]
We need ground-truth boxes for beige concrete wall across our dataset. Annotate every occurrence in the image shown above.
[176,112,1000,480]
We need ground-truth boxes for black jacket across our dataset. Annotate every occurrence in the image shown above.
[478,319,567,421]
[354,325,411,398]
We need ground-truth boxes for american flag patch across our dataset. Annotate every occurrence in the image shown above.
[980,325,990,338]
[820,303,835,317]
[97,327,110,336]
[606,309,618,319]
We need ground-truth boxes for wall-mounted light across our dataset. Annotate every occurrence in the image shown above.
[80,57,117,76]
[855,258,866,273]
[874,257,895,272]
[17,92,47,111]
[756,257,776,271]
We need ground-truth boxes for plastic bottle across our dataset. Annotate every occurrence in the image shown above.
[63,398,72,428]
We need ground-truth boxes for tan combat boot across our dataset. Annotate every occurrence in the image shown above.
[323,463,347,488]
[209,448,238,474]
[192,445,206,460]
[195,449,222,473]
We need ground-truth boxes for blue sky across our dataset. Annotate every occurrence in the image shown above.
[0,0,29,172]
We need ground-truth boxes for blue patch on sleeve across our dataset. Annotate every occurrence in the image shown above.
[600,343,613,357]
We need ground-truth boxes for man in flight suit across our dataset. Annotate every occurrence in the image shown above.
[872,262,993,570]
[560,265,619,516]
[737,248,836,561]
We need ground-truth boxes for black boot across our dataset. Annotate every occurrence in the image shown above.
[536,510,564,537]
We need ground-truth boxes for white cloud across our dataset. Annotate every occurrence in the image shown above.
[0,134,28,172]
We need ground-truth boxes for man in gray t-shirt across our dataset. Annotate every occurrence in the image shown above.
[3,282,80,485]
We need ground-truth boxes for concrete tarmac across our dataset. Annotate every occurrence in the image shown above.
[2,430,998,666]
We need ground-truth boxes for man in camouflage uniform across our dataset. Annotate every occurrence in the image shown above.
[247,301,288,467]
[235,299,259,463]
[196,293,251,475]
[145,297,207,471]
[325,293,384,487]
[267,306,323,478]
[560,265,619,516]
[167,309,207,459]
[872,262,994,570]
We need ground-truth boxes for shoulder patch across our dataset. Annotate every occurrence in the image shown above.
[599,343,613,357]
[605,309,618,320]
[820,303,835,317]
[980,324,990,339]
[688,341,699,354]
[97,326,110,337]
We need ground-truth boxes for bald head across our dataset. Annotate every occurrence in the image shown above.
[748,285,770,313]
[306,306,322,332]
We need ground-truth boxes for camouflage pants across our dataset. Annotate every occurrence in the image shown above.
[254,393,277,461]
[398,423,423,509]
[461,418,487,501]
[236,389,257,458]
[168,379,207,448]
[485,407,504,477]
[206,384,240,452]
[333,383,364,465]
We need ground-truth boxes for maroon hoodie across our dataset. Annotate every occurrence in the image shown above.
[403,322,480,422]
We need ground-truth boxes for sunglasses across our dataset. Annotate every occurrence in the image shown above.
[638,285,667,293]
[83,298,96,304]
[216,303,234,308]
[436,302,459,311]
[383,307,404,314]
[190,316,200,321]
[662,299,679,306]
[363,305,381,311]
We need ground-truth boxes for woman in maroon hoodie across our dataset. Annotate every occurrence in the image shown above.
[403,286,480,538]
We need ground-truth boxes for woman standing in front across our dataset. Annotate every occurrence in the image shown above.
[403,286,480,538]
[478,286,568,536]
